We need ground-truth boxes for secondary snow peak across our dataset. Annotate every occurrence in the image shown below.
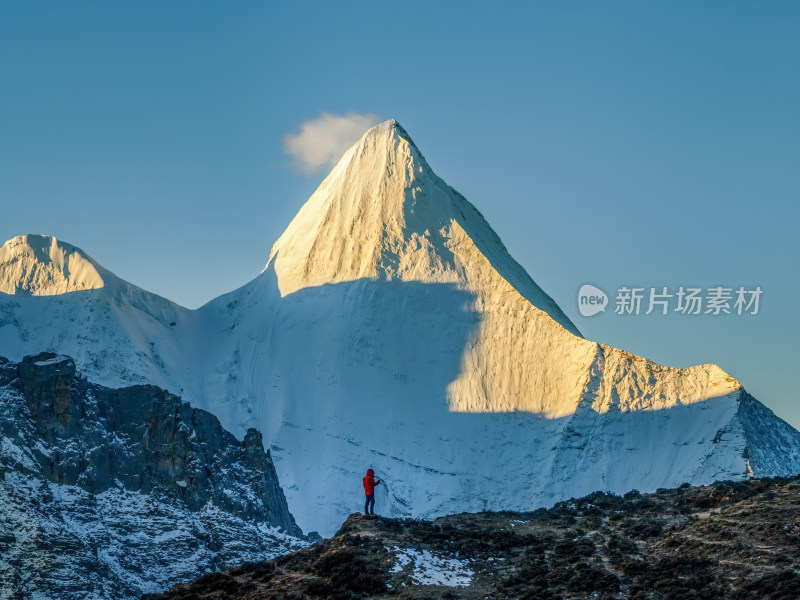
[0,234,106,295]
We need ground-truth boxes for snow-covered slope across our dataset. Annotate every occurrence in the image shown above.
[2,121,799,537]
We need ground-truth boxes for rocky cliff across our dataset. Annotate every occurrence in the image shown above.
[0,353,307,600]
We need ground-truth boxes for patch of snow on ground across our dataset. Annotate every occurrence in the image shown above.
[1,436,37,471]
[389,546,473,587]
[33,355,71,366]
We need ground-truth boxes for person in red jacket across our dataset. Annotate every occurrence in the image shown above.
[363,468,381,515]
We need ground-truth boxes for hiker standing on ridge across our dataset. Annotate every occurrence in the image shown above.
[363,468,381,515]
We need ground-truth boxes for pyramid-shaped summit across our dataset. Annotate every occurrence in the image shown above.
[268,119,580,336]
[264,119,738,418]
[1,120,799,537]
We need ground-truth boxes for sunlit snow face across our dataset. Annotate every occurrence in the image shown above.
[0,235,105,295]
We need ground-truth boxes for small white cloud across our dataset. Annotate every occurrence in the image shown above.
[284,111,381,173]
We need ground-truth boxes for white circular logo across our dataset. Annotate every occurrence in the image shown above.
[578,284,608,317]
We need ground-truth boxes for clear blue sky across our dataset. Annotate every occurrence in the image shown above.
[1,2,798,428]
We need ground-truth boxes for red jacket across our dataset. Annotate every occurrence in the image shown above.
[363,469,380,495]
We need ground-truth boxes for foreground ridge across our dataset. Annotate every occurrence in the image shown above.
[150,477,800,600]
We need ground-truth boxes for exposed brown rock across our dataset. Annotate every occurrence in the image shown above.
[149,477,800,600]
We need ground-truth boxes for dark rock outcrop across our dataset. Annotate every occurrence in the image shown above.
[150,477,800,600]
[0,353,306,599]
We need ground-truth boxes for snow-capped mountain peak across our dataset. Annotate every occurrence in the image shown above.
[267,119,580,336]
[0,234,108,295]
[2,121,799,541]
[267,118,455,293]
[0,234,188,392]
